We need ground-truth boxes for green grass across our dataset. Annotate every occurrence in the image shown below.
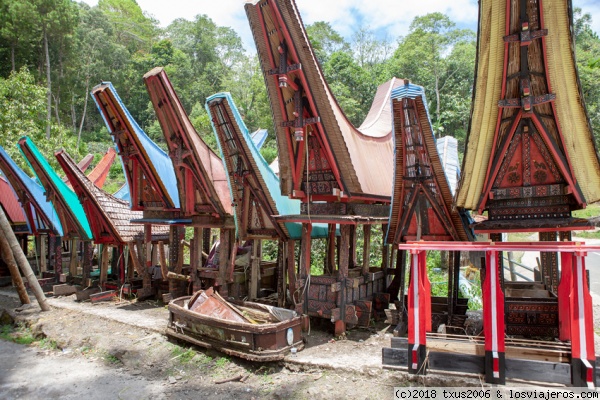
[572,203,600,219]
[0,323,37,345]
[38,338,59,350]
[572,230,600,239]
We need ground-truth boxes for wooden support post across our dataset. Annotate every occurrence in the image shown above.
[0,230,30,305]
[362,225,371,275]
[130,241,151,292]
[192,227,202,292]
[203,228,211,257]
[250,240,261,300]
[539,231,558,293]
[407,250,427,375]
[287,240,297,306]
[326,224,336,274]
[299,224,312,316]
[52,236,62,279]
[277,240,286,307]
[99,245,109,289]
[570,251,596,388]
[82,241,93,280]
[336,224,349,336]
[39,235,47,273]
[217,229,232,297]
[158,241,168,282]
[69,238,78,276]
[348,225,357,269]
[482,250,505,384]
[558,252,572,341]
[145,224,152,272]
[0,207,48,311]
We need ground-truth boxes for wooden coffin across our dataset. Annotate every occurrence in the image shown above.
[167,291,305,362]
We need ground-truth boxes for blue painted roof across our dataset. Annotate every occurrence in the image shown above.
[250,129,268,149]
[113,183,130,203]
[92,82,180,208]
[206,92,329,239]
[0,145,63,236]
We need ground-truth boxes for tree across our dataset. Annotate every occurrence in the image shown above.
[0,0,38,72]
[387,13,475,140]
[0,68,81,171]
[306,21,350,64]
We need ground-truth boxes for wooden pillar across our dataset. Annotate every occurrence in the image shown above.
[348,225,357,269]
[570,251,596,388]
[99,244,109,289]
[168,226,179,269]
[191,228,202,292]
[39,235,47,273]
[55,236,63,278]
[117,245,125,285]
[482,250,505,384]
[539,231,558,292]
[131,241,151,294]
[299,223,312,316]
[217,229,232,297]
[0,229,30,305]
[82,241,93,281]
[335,224,349,336]
[144,224,152,272]
[287,240,297,308]
[362,225,371,275]
[249,240,261,300]
[202,228,211,257]
[69,238,78,276]
[558,252,572,341]
[407,250,428,375]
[277,240,286,307]
[158,241,168,282]
[326,224,336,275]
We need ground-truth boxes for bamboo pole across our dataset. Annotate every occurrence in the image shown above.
[0,207,49,311]
[0,232,30,305]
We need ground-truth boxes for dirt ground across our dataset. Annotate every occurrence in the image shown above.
[0,289,491,400]
[0,282,600,399]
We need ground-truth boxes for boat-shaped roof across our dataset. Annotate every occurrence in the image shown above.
[56,149,169,244]
[0,175,30,234]
[245,0,399,203]
[92,82,180,212]
[387,83,471,243]
[18,137,91,240]
[143,67,232,221]
[207,92,329,240]
[457,0,600,211]
[0,145,63,236]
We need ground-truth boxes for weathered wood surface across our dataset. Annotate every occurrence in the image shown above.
[53,284,77,296]
[0,229,30,305]
[90,290,117,303]
[0,207,49,311]
[75,287,101,301]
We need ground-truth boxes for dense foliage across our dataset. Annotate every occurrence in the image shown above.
[1,1,598,183]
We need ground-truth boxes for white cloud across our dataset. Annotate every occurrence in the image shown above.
[81,0,598,51]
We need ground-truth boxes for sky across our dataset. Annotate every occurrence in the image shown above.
[80,0,600,51]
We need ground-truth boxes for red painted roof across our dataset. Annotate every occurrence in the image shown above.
[86,147,116,189]
[0,176,27,224]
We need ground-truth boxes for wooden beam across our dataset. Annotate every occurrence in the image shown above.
[250,240,261,300]
[158,241,168,282]
[0,229,30,305]
[39,235,47,273]
[69,238,78,276]
[362,225,371,274]
[99,245,109,288]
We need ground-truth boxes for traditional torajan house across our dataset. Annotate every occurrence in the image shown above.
[18,137,94,283]
[92,82,181,297]
[142,67,235,298]
[384,83,473,343]
[206,92,329,306]
[0,145,64,280]
[245,0,401,334]
[391,0,600,386]
[0,175,30,237]
[55,149,169,292]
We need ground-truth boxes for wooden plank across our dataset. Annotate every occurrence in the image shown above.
[39,235,47,273]
[90,290,117,303]
[382,347,408,367]
[250,240,260,300]
[505,358,570,385]
[99,245,109,288]
[75,287,101,301]
[69,239,78,276]
[158,241,168,281]
[362,225,371,274]
[428,351,485,375]
[53,284,77,296]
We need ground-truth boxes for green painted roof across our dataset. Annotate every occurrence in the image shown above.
[19,137,92,240]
